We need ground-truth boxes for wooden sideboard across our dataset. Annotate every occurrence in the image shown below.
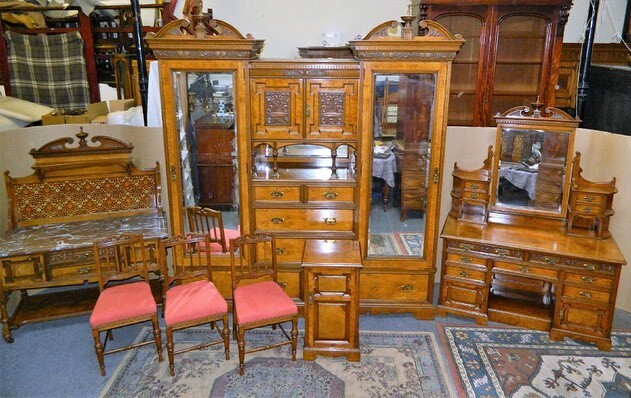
[438,216,625,350]
[147,14,464,319]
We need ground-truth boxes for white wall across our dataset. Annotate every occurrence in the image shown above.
[202,0,628,58]
[564,0,629,43]
[209,0,409,58]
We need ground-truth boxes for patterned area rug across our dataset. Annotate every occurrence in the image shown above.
[368,233,423,256]
[437,324,631,398]
[100,328,454,397]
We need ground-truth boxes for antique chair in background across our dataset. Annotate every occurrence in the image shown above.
[159,233,230,376]
[89,233,162,376]
[229,233,298,375]
[186,206,240,253]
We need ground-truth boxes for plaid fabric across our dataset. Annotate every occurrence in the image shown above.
[4,30,90,110]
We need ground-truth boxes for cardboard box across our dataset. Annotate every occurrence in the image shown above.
[108,99,134,112]
[41,102,109,125]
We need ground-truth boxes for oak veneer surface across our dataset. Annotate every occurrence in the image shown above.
[441,216,626,265]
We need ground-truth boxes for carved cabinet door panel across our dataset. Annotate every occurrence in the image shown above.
[305,78,358,140]
[250,78,304,139]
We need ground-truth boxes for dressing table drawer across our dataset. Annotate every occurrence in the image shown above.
[255,208,354,232]
[493,261,558,281]
[254,186,301,202]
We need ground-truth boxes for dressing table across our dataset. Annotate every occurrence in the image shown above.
[438,102,626,350]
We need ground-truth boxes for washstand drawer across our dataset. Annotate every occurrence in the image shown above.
[255,208,354,232]
[254,186,301,202]
[575,193,604,205]
[444,264,487,281]
[564,272,613,290]
[493,261,558,281]
[445,252,487,267]
[562,285,611,303]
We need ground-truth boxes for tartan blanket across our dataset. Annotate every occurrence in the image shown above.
[4,30,90,111]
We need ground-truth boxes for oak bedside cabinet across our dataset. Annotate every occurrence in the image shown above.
[302,239,362,361]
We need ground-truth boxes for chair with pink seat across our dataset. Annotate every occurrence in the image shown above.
[186,206,241,253]
[89,233,163,376]
[229,233,298,375]
[159,233,230,376]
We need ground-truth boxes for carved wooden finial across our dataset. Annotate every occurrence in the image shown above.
[76,127,89,147]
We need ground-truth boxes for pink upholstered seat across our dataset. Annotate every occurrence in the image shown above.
[160,233,230,376]
[90,281,156,327]
[165,280,227,325]
[233,280,297,324]
[199,227,241,253]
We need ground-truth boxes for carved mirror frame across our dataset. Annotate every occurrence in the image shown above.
[489,102,580,222]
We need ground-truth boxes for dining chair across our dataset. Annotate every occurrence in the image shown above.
[89,233,163,376]
[159,233,230,376]
[186,206,240,253]
[229,233,298,375]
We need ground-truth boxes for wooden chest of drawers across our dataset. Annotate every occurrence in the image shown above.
[439,216,626,350]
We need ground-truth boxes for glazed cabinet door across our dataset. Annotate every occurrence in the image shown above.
[423,1,570,126]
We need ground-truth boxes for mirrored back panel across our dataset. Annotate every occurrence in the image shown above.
[172,71,239,231]
[490,102,579,221]
[368,73,435,258]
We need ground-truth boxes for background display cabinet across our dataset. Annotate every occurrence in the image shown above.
[438,102,626,350]
[148,11,465,318]
[419,0,571,126]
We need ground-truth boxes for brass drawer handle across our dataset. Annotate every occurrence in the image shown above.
[461,256,472,264]
[582,207,592,213]
[583,195,594,202]
[323,191,339,199]
[323,217,337,225]
[494,248,510,257]
[277,281,287,290]
[470,183,479,189]
[583,263,597,271]
[461,243,474,252]
[459,270,470,278]
[270,191,285,199]
[78,267,91,275]
[581,276,594,284]
[275,247,286,255]
[470,193,479,199]
[579,291,592,299]
[400,284,414,292]
[518,266,531,274]
[271,217,285,224]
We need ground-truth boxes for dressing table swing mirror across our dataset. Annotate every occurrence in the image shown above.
[439,101,626,350]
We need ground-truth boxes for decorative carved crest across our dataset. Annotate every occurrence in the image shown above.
[494,100,581,128]
[349,19,464,61]
[145,8,264,60]
[29,127,133,159]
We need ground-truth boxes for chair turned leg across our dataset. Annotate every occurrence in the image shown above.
[152,315,163,362]
[290,317,298,361]
[166,326,175,377]
[237,327,246,375]
[221,314,230,360]
[92,328,106,376]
